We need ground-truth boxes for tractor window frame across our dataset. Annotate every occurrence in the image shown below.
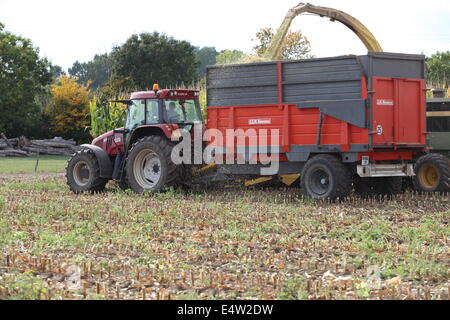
[125,99,146,131]
[162,98,202,124]
[145,99,160,125]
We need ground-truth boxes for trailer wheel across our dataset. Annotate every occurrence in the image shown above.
[353,177,384,198]
[413,153,450,192]
[384,177,403,196]
[66,149,108,193]
[354,176,402,198]
[126,136,181,194]
[301,155,352,200]
[402,177,414,191]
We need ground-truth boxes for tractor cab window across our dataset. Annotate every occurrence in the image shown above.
[146,99,159,124]
[125,99,146,130]
[162,99,201,124]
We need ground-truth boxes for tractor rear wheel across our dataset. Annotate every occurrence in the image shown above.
[66,149,108,193]
[118,174,129,191]
[413,153,450,192]
[300,155,352,200]
[126,136,181,194]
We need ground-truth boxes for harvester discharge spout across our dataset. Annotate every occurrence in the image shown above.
[263,2,383,61]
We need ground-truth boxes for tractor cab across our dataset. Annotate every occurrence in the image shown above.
[100,86,202,152]
[127,88,202,126]
[123,87,202,146]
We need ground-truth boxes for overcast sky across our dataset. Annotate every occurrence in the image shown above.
[0,0,449,70]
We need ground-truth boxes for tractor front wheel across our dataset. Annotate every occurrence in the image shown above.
[66,149,108,193]
[126,136,181,194]
[413,153,450,192]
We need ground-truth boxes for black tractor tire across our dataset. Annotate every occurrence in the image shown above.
[300,154,352,200]
[66,149,108,193]
[354,176,403,198]
[118,175,129,191]
[413,153,450,192]
[126,136,181,194]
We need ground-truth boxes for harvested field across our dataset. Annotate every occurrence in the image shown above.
[0,172,448,300]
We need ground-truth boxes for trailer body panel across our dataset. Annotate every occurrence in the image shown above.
[206,52,426,165]
[371,77,426,147]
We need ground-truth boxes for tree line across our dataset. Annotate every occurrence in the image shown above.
[0,21,448,143]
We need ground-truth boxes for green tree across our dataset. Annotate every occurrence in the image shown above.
[216,50,247,65]
[0,22,53,138]
[69,53,111,89]
[194,46,218,77]
[426,51,450,88]
[253,27,311,60]
[51,65,65,80]
[110,32,199,90]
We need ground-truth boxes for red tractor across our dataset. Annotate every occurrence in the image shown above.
[66,86,202,194]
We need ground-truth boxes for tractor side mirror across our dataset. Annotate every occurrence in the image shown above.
[110,99,132,105]
[113,129,130,135]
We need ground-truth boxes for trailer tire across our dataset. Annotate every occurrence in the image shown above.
[353,177,384,198]
[384,177,403,196]
[413,153,450,192]
[301,155,352,200]
[354,176,402,198]
[402,177,414,191]
[66,149,108,193]
[126,136,181,194]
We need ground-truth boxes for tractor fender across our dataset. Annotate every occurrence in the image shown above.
[80,144,113,179]
[127,126,168,152]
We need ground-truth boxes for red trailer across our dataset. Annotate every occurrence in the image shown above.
[205,52,426,199]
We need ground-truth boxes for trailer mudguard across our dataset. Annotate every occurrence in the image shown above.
[80,144,113,178]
